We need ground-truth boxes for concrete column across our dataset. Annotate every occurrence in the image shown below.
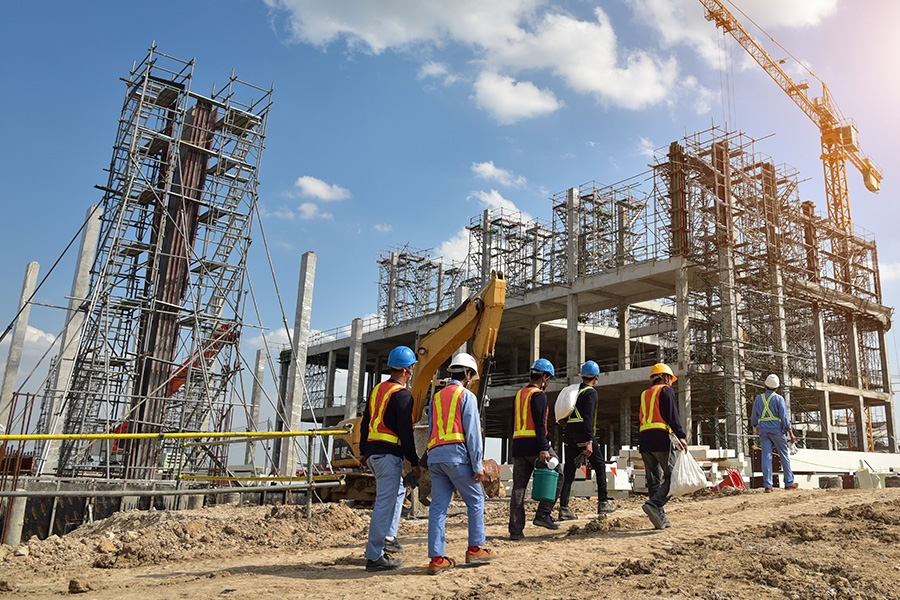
[566,187,579,283]
[876,327,896,452]
[619,397,631,449]
[566,293,580,383]
[41,205,102,474]
[281,251,316,476]
[481,209,493,285]
[244,348,265,466]
[529,323,541,366]
[0,262,39,433]
[344,318,364,420]
[618,304,631,371]
[675,261,692,443]
[1,494,26,547]
[386,252,399,326]
[855,396,868,452]
[325,350,336,409]
[819,389,834,450]
[812,303,828,383]
[848,315,862,389]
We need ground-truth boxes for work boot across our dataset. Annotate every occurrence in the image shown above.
[597,501,616,515]
[659,508,672,528]
[426,556,455,575]
[785,482,799,490]
[641,502,665,530]
[366,553,403,572]
[532,514,561,530]
[383,537,403,554]
[764,487,774,493]
[558,506,578,521]
[465,547,497,564]
[509,532,525,541]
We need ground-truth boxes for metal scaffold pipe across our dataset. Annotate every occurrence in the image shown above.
[0,481,344,499]
[0,427,350,442]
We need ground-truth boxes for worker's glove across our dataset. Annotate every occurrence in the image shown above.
[402,471,419,489]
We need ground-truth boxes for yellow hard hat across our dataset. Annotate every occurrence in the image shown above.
[649,363,677,382]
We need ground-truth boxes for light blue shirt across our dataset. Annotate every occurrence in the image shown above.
[426,379,484,472]
[750,390,792,433]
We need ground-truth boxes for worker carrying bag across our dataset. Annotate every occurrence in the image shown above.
[668,435,707,496]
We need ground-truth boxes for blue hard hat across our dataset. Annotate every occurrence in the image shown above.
[531,358,555,378]
[387,346,418,368]
[580,360,600,377]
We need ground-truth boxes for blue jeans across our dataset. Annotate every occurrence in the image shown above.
[641,450,673,508]
[760,430,794,488]
[428,461,486,558]
[365,453,405,560]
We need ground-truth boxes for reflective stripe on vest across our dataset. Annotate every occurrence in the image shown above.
[567,386,594,424]
[367,381,405,445]
[427,384,466,450]
[758,391,780,422]
[513,386,541,439]
[639,384,672,433]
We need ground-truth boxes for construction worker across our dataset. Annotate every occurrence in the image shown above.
[508,358,563,540]
[425,353,496,575]
[359,345,421,572]
[557,360,616,520]
[751,374,798,493]
[639,362,688,530]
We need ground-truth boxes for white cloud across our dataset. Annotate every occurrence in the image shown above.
[436,227,470,265]
[879,263,900,282]
[294,176,351,201]
[374,223,393,233]
[418,61,459,85]
[298,202,333,220]
[472,71,560,124]
[637,136,656,158]
[471,161,527,188]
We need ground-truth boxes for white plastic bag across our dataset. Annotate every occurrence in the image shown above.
[554,383,580,422]
[669,447,707,497]
[787,441,798,456]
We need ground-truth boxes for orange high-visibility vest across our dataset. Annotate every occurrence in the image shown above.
[639,384,672,433]
[513,386,544,439]
[427,384,466,450]
[367,381,405,445]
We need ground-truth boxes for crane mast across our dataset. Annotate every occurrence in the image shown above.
[699,0,882,233]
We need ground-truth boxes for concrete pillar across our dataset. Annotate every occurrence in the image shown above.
[847,315,862,389]
[675,261,692,443]
[876,327,896,451]
[819,389,834,450]
[618,304,631,371]
[566,188,579,283]
[481,209,493,285]
[0,262,39,433]
[344,318,364,420]
[281,251,316,476]
[1,494,26,547]
[325,350,336,409]
[41,204,102,474]
[244,348,265,466]
[619,397,631,449]
[812,303,828,383]
[386,252,399,326]
[855,396,868,452]
[566,293,580,383]
[529,323,541,366]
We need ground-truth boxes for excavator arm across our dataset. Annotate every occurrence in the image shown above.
[409,270,506,421]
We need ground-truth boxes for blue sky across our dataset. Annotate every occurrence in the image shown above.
[2,1,899,426]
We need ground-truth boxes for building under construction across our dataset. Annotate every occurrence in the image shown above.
[301,126,896,459]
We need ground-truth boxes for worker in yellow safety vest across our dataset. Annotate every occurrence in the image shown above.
[359,345,422,572]
[425,353,496,575]
[751,374,798,493]
[639,363,688,530]
[508,358,563,539]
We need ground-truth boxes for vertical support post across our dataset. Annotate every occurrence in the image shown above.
[618,304,631,371]
[566,188,579,283]
[481,209,493,285]
[386,252,399,327]
[41,205,102,474]
[344,318,364,420]
[566,293,580,384]
[306,435,315,520]
[529,323,541,366]
[245,349,265,466]
[1,495,27,547]
[676,261,692,444]
[0,262,40,433]
[282,251,316,477]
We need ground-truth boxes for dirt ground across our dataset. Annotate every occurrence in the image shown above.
[1,486,899,599]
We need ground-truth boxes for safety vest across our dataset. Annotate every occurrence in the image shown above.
[427,383,466,450]
[639,384,672,433]
[514,386,544,439]
[367,381,405,445]
[758,391,780,422]
[566,386,594,424]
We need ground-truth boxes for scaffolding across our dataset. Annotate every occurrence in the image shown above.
[42,46,272,479]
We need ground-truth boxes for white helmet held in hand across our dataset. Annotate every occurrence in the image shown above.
[765,374,780,389]
[449,352,478,377]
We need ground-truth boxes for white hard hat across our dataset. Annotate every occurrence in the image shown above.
[449,352,478,377]
[765,374,780,389]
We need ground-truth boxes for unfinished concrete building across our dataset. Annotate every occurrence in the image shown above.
[302,126,896,459]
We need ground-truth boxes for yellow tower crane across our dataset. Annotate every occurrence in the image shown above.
[699,0,882,234]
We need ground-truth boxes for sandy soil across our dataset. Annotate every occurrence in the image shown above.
[1,487,899,599]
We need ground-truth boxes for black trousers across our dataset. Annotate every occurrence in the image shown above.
[508,449,563,535]
[559,436,610,507]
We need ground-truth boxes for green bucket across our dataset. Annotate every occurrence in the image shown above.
[531,459,560,502]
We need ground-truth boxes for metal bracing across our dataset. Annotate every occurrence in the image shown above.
[45,45,271,480]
